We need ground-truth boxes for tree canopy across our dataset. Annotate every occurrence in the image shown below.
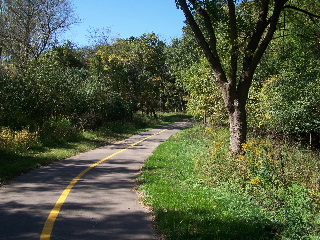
[0,0,76,64]
[175,0,320,153]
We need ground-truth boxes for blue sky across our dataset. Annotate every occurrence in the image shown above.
[62,0,186,46]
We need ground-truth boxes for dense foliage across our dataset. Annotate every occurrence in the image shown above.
[0,33,186,151]
[173,0,320,145]
[248,3,320,145]
[1,0,320,238]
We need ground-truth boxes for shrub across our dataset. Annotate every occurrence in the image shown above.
[0,126,39,152]
[193,124,320,238]
[257,70,320,136]
[0,50,135,131]
[179,57,227,124]
[40,117,79,143]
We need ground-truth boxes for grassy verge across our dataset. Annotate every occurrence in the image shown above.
[139,123,320,239]
[0,113,190,185]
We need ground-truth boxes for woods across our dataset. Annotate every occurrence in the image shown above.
[175,0,320,153]
[139,3,320,238]
[0,21,185,149]
[1,0,318,154]
[0,0,318,175]
[1,0,320,238]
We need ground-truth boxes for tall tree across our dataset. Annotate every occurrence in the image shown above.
[0,0,76,65]
[176,0,320,154]
[89,33,172,116]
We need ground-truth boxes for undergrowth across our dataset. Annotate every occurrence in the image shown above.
[139,123,320,239]
[0,112,189,184]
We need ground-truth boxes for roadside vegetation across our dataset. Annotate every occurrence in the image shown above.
[0,1,187,184]
[0,31,188,184]
[138,1,320,239]
[139,123,320,239]
[0,113,188,184]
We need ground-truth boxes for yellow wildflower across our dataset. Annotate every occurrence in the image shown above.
[214,141,222,151]
[250,176,262,185]
[250,158,255,163]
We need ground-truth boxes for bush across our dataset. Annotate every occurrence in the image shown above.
[248,61,320,148]
[0,126,39,152]
[178,57,227,124]
[189,124,320,238]
[0,49,135,131]
[40,117,79,143]
[257,70,320,135]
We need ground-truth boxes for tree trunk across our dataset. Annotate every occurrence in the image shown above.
[228,99,247,155]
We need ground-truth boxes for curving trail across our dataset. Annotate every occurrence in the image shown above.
[0,120,193,240]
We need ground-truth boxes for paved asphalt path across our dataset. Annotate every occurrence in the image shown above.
[0,120,193,240]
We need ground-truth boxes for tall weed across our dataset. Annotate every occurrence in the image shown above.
[40,117,79,143]
[0,127,39,152]
[203,124,320,238]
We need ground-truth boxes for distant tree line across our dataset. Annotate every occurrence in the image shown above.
[0,0,186,139]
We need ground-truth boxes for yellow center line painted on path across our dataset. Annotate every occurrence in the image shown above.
[40,121,189,240]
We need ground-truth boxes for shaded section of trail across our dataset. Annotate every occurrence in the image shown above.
[0,120,194,240]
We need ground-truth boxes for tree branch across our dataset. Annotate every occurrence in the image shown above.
[227,0,238,86]
[250,0,289,73]
[189,0,218,58]
[237,0,288,103]
[243,0,270,70]
[177,0,228,85]
[284,5,320,19]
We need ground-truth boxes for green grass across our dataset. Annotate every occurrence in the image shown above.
[0,113,190,184]
[139,123,320,239]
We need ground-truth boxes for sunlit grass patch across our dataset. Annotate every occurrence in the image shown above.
[139,123,320,239]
